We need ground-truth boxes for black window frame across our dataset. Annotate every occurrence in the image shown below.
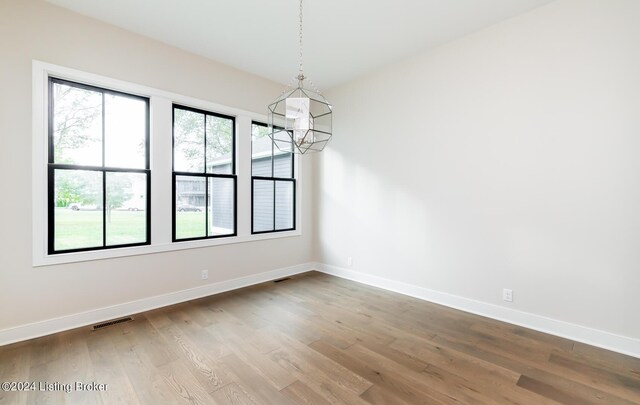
[172,104,238,242]
[47,77,151,255]
[251,121,296,234]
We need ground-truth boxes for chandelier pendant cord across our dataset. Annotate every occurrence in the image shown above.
[298,0,304,82]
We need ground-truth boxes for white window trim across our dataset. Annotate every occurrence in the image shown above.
[32,60,302,267]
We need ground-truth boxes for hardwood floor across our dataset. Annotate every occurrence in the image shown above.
[1,271,639,404]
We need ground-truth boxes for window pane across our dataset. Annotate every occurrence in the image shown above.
[208,177,234,236]
[54,169,103,251]
[206,115,233,174]
[106,172,147,246]
[105,94,147,169]
[52,83,102,166]
[275,181,294,230]
[273,151,293,178]
[174,108,205,172]
[251,123,272,177]
[253,179,274,232]
[175,176,206,239]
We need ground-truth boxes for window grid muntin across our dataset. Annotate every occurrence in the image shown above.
[47,77,151,254]
[172,104,237,242]
[251,121,296,234]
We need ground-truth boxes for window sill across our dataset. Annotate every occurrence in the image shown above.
[33,230,302,267]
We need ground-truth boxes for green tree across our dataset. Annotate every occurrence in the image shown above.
[174,109,232,172]
[106,174,133,222]
[55,174,85,207]
[52,83,103,207]
[54,171,102,208]
[206,115,233,165]
[52,84,102,163]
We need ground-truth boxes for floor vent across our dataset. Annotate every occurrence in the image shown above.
[91,316,133,330]
[273,277,292,283]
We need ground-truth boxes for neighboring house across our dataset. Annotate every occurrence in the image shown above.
[175,176,208,207]
[175,135,294,232]
[175,162,234,232]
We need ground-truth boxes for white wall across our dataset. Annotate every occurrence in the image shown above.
[319,0,640,342]
[0,0,314,333]
[1,0,639,355]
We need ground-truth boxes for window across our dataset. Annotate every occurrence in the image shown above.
[173,105,236,241]
[251,122,296,233]
[35,62,301,266]
[48,78,150,254]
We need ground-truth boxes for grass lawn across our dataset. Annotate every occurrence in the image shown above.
[175,211,233,239]
[55,209,103,250]
[55,208,147,250]
[175,211,206,239]
[54,208,213,250]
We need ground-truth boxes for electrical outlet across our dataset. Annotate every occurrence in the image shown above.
[503,288,513,302]
[347,256,353,267]
[201,269,208,280]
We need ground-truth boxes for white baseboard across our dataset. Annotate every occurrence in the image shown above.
[4,261,638,359]
[0,262,315,346]
[315,263,640,359]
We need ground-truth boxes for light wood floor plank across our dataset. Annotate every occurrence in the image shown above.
[0,271,637,404]
[280,380,332,405]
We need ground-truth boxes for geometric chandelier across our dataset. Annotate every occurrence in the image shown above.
[268,0,333,154]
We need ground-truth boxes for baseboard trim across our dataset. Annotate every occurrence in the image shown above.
[315,263,640,359]
[0,262,315,346]
[4,261,638,359]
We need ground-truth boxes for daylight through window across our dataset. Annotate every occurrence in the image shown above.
[251,122,296,234]
[48,78,150,254]
[173,105,237,241]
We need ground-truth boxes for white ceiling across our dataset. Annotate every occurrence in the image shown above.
[45,0,555,90]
